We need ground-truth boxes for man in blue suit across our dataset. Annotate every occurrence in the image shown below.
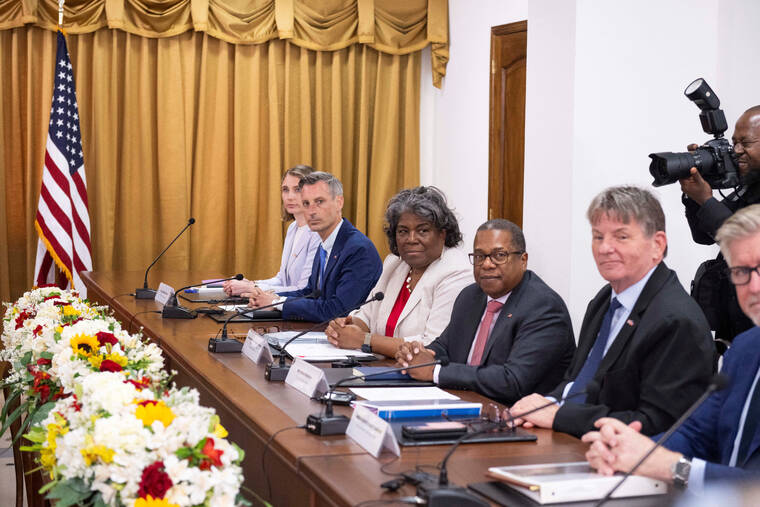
[249,171,382,322]
[584,204,760,492]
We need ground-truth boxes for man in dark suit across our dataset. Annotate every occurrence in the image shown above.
[584,204,760,490]
[395,219,575,404]
[510,186,714,438]
[249,172,382,322]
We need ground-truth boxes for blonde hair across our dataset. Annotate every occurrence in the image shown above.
[716,204,760,263]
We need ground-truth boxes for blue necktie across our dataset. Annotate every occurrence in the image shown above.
[317,245,327,289]
[568,297,622,402]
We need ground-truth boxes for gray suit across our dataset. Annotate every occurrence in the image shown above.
[427,270,575,404]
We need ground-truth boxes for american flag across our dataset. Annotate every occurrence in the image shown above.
[33,31,92,296]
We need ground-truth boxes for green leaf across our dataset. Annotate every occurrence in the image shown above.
[20,351,32,365]
[28,401,56,428]
[231,442,245,464]
[46,478,93,507]
[38,479,58,494]
[175,447,193,459]
[0,388,22,422]
[0,399,30,439]
[23,426,47,444]
[40,351,54,360]
[91,492,107,507]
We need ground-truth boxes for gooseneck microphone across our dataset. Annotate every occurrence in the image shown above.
[135,218,195,299]
[162,274,243,319]
[305,358,448,436]
[419,384,600,507]
[265,292,385,382]
[208,290,321,353]
[595,374,729,507]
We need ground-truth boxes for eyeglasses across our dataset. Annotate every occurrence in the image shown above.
[468,251,523,266]
[727,264,760,285]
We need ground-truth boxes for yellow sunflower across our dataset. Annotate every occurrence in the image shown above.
[70,334,100,357]
[134,496,179,507]
[62,305,81,318]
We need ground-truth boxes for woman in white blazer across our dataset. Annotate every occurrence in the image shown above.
[223,165,320,296]
[325,186,472,357]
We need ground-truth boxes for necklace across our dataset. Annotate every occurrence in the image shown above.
[405,270,413,293]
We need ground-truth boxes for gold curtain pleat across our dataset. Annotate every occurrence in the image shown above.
[0,0,449,86]
[0,25,421,302]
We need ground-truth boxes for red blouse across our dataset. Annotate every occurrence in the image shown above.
[385,276,412,337]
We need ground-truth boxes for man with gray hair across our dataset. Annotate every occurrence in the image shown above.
[249,171,382,322]
[510,185,714,438]
[584,204,760,490]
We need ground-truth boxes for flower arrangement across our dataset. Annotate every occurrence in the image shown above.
[2,288,247,507]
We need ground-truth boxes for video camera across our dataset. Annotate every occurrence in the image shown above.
[649,78,740,189]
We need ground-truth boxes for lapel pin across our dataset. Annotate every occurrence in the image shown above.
[507,313,513,318]
[627,319,634,326]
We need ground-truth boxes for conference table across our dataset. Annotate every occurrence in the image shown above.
[81,270,591,506]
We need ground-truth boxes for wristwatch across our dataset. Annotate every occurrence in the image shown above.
[361,332,372,353]
[671,456,691,489]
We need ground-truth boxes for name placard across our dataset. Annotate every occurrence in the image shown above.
[155,282,175,305]
[241,330,273,364]
[285,358,329,398]
[346,405,400,458]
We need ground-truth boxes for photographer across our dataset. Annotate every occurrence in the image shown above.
[681,105,760,342]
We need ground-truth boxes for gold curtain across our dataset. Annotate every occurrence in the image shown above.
[0,0,444,302]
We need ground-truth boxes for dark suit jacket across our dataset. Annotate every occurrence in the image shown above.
[665,326,760,482]
[550,262,715,438]
[426,270,575,404]
[279,219,382,322]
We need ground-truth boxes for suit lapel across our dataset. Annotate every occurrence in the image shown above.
[290,225,308,259]
[397,256,438,325]
[596,263,670,375]
[481,272,530,363]
[322,220,349,285]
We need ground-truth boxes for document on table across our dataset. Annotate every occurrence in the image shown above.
[284,341,374,361]
[349,386,460,401]
[266,331,330,348]
[218,304,249,311]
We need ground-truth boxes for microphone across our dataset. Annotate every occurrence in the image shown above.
[208,290,321,353]
[162,274,243,319]
[595,374,729,507]
[264,292,385,382]
[135,218,195,299]
[305,358,448,436]
[419,384,600,506]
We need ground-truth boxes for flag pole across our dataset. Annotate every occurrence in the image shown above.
[58,0,64,28]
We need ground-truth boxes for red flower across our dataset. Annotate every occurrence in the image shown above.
[137,461,173,499]
[200,438,224,470]
[125,376,151,390]
[99,360,123,372]
[33,325,43,335]
[70,395,82,412]
[33,384,51,403]
[96,331,118,347]
[36,358,51,366]
[15,310,36,329]
[61,317,82,327]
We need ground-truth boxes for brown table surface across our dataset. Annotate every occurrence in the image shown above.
[81,270,589,507]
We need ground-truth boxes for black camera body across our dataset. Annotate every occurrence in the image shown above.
[649,78,740,189]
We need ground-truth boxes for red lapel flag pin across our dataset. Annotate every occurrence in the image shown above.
[627,319,634,326]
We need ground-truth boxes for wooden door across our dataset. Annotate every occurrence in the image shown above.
[489,21,527,227]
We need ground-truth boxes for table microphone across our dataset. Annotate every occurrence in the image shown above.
[305,358,448,436]
[265,292,384,382]
[162,274,243,319]
[208,290,321,353]
[595,373,729,507]
[420,384,600,507]
[135,218,195,299]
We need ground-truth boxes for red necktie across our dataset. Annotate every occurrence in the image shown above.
[469,300,504,366]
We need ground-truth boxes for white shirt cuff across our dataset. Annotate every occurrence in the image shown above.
[433,364,442,384]
[688,458,706,495]
[274,296,286,311]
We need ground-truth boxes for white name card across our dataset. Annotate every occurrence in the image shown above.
[241,330,273,364]
[155,282,175,305]
[346,405,400,458]
[285,358,329,398]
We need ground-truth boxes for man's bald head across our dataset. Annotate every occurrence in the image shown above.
[732,106,760,180]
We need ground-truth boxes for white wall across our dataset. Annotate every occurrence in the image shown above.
[421,0,760,331]
[420,0,529,250]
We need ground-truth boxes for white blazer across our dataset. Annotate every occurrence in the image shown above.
[257,222,320,293]
[352,247,473,345]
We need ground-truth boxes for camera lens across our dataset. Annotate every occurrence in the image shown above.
[648,152,699,186]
